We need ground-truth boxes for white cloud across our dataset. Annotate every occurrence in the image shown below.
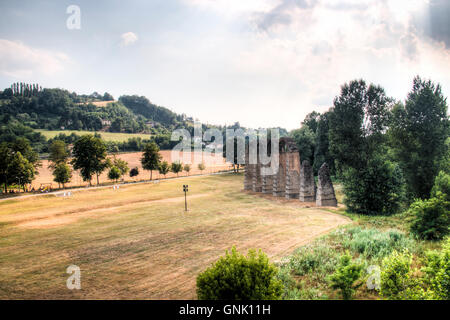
[0,39,70,78]
[120,32,138,46]
[178,0,450,129]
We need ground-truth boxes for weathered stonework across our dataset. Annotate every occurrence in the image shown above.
[252,155,262,192]
[285,152,300,199]
[316,163,337,207]
[299,160,316,202]
[272,150,286,197]
[261,163,274,194]
[244,144,253,191]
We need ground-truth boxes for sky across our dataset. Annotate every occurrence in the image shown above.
[0,0,449,130]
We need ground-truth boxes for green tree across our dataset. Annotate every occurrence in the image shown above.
[328,252,363,300]
[0,139,39,193]
[196,246,283,300]
[108,166,121,183]
[329,80,392,174]
[409,194,449,241]
[313,111,335,174]
[301,111,320,134]
[112,157,129,177]
[198,162,206,174]
[53,163,72,188]
[290,126,316,165]
[129,167,139,178]
[71,135,107,186]
[183,164,191,176]
[170,161,183,177]
[9,151,35,192]
[48,140,69,168]
[141,142,161,180]
[389,76,449,199]
[0,143,14,193]
[158,161,170,178]
[342,154,405,215]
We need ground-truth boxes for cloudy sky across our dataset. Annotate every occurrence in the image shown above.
[0,0,449,130]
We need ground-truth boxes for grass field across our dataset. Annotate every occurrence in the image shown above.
[0,173,350,299]
[36,129,151,142]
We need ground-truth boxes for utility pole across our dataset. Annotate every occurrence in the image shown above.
[183,184,189,211]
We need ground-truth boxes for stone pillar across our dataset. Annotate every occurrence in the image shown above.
[316,163,337,207]
[261,163,274,194]
[299,160,316,202]
[252,155,262,192]
[244,144,253,191]
[285,152,300,199]
[272,152,286,197]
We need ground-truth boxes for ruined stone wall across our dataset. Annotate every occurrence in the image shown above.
[272,152,286,197]
[299,160,316,202]
[285,152,300,199]
[316,163,337,207]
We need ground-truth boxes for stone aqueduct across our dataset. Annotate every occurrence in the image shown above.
[244,137,337,207]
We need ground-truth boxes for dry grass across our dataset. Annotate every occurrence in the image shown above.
[0,173,350,299]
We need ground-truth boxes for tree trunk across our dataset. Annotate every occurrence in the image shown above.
[96,173,100,185]
[150,170,153,180]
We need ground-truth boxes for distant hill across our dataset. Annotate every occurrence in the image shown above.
[0,83,192,134]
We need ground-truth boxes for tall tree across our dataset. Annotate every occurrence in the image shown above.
[329,79,392,175]
[389,76,449,199]
[141,142,161,180]
[71,135,107,186]
[313,111,335,174]
[290,126,316,166]
[301,111,320,134]
[48,140,69,168]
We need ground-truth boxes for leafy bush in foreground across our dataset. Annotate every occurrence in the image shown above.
[409,194,450,240]
[422,238,450,299]
[328,252,363,300]
[196,247,283,300]
[380,250,413,299]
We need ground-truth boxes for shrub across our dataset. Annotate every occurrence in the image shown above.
[409,194,450,240]
[129,167,139,177]
[380,250,413,299]
[342,154,405,215]
[431,171,450,200]
[196,246,283,300]
[288,243,339,277]
[328,252,363,300]
[422,237,450,299]
[343,227,415,260]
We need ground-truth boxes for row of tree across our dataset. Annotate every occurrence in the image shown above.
[291,76,449,221]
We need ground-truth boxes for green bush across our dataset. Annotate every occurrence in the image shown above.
[342,154,405,215]
[328,252,363,300]
[409,194,450,240]
[288,243,339,277]
[431,171,450,200]
[196,247,283,300]
[380,250,413,299]
[343,227,415,260]
[422,237,450,299]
